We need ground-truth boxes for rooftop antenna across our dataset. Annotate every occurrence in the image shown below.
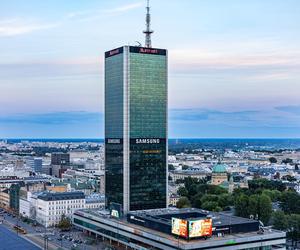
[143,0,153,48]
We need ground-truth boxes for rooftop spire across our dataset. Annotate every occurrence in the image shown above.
[143,0,153,48]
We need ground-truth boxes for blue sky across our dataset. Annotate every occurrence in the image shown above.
[0,0,299,138]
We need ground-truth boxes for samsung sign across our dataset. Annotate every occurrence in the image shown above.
[106,139,122,144]
[135,139,160,144]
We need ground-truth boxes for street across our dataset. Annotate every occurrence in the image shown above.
[0,209,111,250]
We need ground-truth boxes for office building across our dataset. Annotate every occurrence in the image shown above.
[105,2,168,214]
[26,157,43,173]
[51,153,70,166]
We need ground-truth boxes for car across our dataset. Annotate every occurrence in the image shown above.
[57,238,62,241]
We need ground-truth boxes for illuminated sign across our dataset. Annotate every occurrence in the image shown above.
[109,202,122,219]
[172,218,188,238]
[111,209,119,218]
[135,139,160,144]
[107,139,121,144]
[188,219,213,238]
[105,47,123,58]
[139,48,159,54]
[129,46,166,56]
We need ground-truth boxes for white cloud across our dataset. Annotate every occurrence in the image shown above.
[104,2,143,14]
[0,19,58,37]
[66,2,143,21]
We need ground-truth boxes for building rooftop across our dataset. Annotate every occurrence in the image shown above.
[212,164,227,173]
[73,208,285,250]
[37,191,85,201]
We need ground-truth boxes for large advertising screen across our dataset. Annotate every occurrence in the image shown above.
[188,219,213,238]
[109,202,122,219]
[171,218,188,238]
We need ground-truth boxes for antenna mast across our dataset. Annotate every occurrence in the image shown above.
[143,0,153,48]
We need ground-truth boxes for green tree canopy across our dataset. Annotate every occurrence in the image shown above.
[269,157,277,163]
[176,197,191,208]
[57,215,72,231]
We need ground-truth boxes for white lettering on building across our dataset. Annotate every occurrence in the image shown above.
[135,139,160,144]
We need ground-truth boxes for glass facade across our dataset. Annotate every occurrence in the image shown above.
[105,46,167,212]
[105,50,124,208]
[129,139,167,210]
[129,51,167,138]
[129,49,167,210]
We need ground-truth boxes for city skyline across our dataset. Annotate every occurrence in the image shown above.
[0,0,300,138]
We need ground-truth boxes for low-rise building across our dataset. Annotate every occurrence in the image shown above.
[170,169,209,182]
[85,193,105,210]
[0,189,10,210]
[169,193,180,207]
[35,191,85,227]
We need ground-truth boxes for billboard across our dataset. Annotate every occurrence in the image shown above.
[171,218,188,238]
[109,202,122,219]
[188,219,213,238]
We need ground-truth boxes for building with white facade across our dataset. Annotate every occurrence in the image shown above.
[35,191,85,227]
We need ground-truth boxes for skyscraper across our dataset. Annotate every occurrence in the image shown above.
[105,2,167,214]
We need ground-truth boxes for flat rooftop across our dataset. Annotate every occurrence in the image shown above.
[128,207,257,228]
[74,208,285,250]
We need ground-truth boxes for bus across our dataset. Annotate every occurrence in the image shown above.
[14,225,27,234]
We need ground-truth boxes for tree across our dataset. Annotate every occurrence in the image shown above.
[286,214,300,247]
[177,186,188,197]
[262,189,281,202]
[235,194,249,218]
[280,191,300,214]
[168,164,175,171]
[282,158,293,164]
[57,215,72,231]
[182,165,189,170]
[272,211,288,231]
[248,195,259,218]
[191,193,203,209]
[281,175,297,182]
[248,179,286,192]
[269,157,277,164]
[176,197,191,208]
[218,193,233,209]
[201,201,219,211]
[258,194,272,225]
[200,194,219,204]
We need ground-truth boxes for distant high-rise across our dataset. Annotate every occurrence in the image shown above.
[51,153,70,178]
[105,45,168,213]
[26,157,42,173]
[51,153,70,166]
[105,3,167,213]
